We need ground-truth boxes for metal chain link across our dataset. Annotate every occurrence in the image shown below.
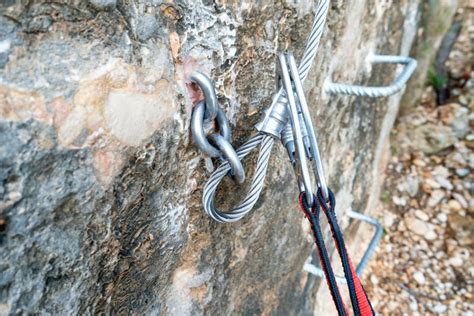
[190,74,245,183]
[190,72,219,122]
[191,101,231,158]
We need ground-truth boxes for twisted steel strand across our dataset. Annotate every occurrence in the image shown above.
[268,0,330,115]
[298,0,330,81]
[324,55,417,97]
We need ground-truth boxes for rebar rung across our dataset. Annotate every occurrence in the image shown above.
[324,54,417,97]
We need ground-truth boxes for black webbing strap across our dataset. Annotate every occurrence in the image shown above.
[299,188,375,316]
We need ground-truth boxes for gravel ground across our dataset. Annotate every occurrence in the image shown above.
[363,5,473,315]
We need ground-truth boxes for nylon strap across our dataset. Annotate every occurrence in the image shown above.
[299,188,375,316]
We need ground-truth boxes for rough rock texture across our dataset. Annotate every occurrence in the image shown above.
[0,1,425,314]
[401,0,458,112]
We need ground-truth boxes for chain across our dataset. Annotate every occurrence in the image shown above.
[190,73,245,184]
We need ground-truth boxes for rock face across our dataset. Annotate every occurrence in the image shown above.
[0,1,422,314]
[401,0,458,112]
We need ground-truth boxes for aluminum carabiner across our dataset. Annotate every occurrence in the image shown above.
[278,53,329,203]
[278,54,314,203]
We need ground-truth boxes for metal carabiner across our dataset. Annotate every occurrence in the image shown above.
[278,53,314,204]
[278,53,329,203]
[287,54,328,201]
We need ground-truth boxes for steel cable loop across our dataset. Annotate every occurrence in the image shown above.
[200,0,331,223]
[202,134,274,223]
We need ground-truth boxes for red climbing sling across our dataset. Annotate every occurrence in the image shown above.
[299,188,375,316]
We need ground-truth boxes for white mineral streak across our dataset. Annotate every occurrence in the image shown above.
[166,267,214,316]
[0,40,11,54]
[104,89,175,146]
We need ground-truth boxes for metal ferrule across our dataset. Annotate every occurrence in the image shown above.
[255,91,288,138]
[281,116,312,165]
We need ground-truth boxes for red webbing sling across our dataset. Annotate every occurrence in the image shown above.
[299,188,375,316]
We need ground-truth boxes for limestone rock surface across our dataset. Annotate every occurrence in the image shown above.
[0,0,423,314]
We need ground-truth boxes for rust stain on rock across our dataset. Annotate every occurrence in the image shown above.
[169,31,181,61]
